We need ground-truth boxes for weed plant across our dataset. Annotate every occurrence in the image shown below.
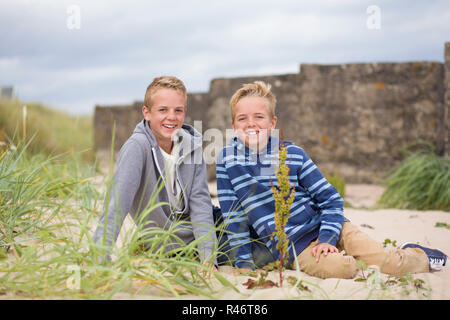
[270,145,295,287]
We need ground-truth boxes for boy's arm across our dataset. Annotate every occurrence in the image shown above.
[216,157,255,270]
[92,139,145,261]
[187,154,217,264]
[296,148,344,247]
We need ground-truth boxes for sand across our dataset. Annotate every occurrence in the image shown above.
[113,183,450,300]
[3,183,448,300]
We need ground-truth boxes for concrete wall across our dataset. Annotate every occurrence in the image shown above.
[93,102,142,158]
[444,43,450,156]
[93,42,449,183]
[294,62,445,183]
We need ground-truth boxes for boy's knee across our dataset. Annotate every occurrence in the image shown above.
[301,253,358,279]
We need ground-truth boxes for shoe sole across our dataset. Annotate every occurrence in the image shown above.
[399,242,416,250]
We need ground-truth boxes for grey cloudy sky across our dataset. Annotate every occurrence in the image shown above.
[1,0,449,115]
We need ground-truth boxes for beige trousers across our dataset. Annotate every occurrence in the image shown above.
[291,221,429,279]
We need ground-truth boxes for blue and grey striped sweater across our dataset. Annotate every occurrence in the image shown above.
[216,136,346,269]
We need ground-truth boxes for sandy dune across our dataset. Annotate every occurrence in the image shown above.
[114,183,450,300]
[5,182,446,300]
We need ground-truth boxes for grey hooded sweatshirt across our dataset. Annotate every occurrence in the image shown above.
[93,119,216,262]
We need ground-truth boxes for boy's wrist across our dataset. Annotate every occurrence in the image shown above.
[318,232,339,247]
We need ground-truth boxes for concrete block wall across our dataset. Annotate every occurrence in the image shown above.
[93,42,449,183]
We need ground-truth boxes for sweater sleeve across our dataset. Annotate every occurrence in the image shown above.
[92,139,145,260]
[296,148,344,247]
[187,154,217,264]
[216,153,255,270]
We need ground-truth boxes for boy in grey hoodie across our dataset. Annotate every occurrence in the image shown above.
[93,76,216,266]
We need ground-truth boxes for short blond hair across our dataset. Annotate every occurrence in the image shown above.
[144,76,187,108]
[230,81,276,122]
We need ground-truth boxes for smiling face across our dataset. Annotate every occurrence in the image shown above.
[232,96,277,151]
[142,88,186,153]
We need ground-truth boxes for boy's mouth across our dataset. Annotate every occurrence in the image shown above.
[245,130,259,136]
[162,124,177,129]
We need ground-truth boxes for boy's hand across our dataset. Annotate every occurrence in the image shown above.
[200,261,218,276]
[311,243,339,263]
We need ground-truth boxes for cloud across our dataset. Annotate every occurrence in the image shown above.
[0,0,449,115]
[0,57,20,70]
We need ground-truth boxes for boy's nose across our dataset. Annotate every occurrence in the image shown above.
[246,121,256,128]
[167,110,177,119]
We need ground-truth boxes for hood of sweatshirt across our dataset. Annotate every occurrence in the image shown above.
[133,119,203,159]
[93,118,215,263]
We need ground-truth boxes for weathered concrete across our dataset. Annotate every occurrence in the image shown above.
[443,42,450,156]
[295,62,445,183]
[93,42,450,183]
[186,92,210,126]
[93,94,208,157]
[93,102,141,156]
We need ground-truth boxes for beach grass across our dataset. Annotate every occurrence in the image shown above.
[0,100,442,300]
[0,136,240,299]
[0,102,239,299]
[0,98,94,162]
[0,139,439,300]
[378,149,450,211]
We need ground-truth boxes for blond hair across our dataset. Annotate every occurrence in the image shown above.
[230,81,277,122]
[144,76,187,109]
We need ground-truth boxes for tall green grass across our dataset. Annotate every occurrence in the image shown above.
[378,150,450,211]
[1,99,435,299]
[0,101,240,299]
[0,99,93,162]
[0,139,97,295]
[324,171,346,199]
[0,135,237,299]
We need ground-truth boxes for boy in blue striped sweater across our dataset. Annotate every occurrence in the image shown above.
[215,81,447,279]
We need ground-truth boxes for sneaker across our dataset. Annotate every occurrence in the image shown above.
[400,242,448,271]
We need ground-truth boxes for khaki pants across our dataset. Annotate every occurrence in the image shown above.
[291,222,429,279]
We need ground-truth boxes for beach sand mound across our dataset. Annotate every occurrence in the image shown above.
[2,184,447,300]
[114,206,449,300]
[114,184,449,300]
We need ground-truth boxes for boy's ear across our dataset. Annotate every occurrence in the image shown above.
[271,116,278,129]
[142,105,150,121]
